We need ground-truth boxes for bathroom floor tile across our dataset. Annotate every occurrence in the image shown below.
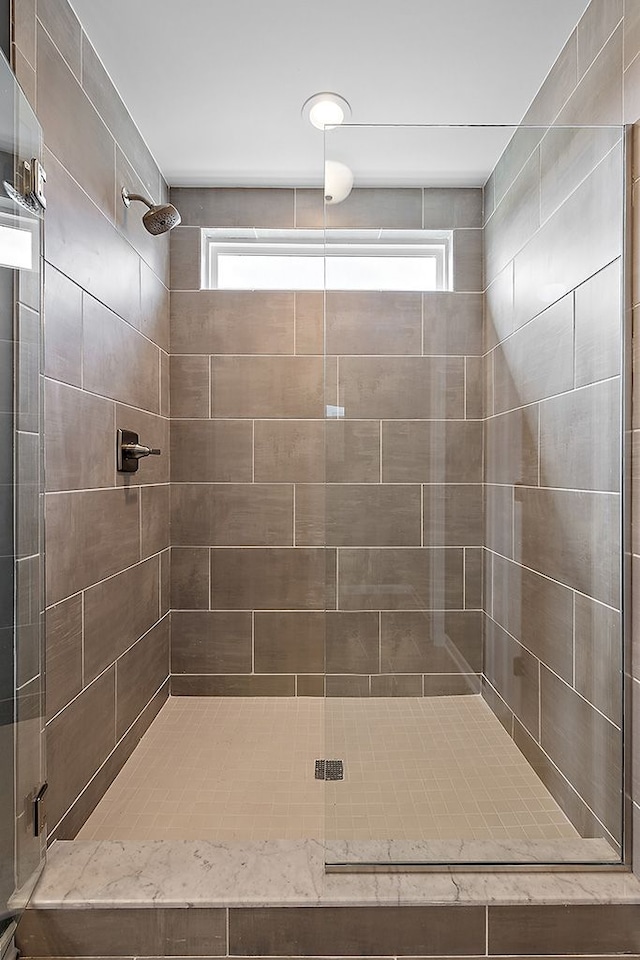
[78,694,585,848]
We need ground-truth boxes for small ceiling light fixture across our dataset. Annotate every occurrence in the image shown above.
[302,92,352,130]
[324,160,354,205]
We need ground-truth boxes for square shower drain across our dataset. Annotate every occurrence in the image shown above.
[315,759,344,780]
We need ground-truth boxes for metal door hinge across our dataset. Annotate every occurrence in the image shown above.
[33,782,48,837]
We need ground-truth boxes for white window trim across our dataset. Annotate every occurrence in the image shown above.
[202,228,452,291]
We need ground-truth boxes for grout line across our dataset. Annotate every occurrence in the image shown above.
[484,545,621,612]
[572,591,576,689]
[462,548,466,610]
[80,590,85,687]
[292,482,296,546]
[48,676,169,837]
[485,904,489,957]
[485,610,621,730]
[208,356,212,419]
[251,420,255,482]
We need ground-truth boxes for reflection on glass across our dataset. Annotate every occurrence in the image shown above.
[322,124,625,867]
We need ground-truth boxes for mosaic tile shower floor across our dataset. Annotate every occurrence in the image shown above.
[76,695,587,845]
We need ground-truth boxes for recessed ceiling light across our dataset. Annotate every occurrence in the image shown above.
[302,92,352,130]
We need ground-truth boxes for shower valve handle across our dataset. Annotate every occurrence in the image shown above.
[117,428,161,473]
[122,443,161,460]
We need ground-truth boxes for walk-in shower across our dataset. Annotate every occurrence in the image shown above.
[73,120,627,871]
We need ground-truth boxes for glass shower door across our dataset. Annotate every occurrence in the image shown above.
[0,49,45,931]
[322,123,626,868]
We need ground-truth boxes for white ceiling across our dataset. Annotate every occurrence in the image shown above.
[70,0,591,187]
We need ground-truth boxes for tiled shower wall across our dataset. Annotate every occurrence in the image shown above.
[482,0,636,853]
[169,187,484,697]
[12,0,171,841]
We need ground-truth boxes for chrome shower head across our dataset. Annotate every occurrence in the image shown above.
[121,186,181,235]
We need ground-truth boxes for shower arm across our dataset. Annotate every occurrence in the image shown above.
[121,186,154,210]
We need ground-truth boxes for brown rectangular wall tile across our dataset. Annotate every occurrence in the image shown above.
[210,548,334,610]
[513,716,614,840]
[464,547,484,609]
[170,355,210,418]
[254,612,325,674]
[523,29,577,124]
[46,668,115,829]
[485,150,540,284]
[257,417,386,484]
[514,486,620,607]
[484,617,540,738]
[541,377,621,491]
[300,188,422,229]
[171,421,253,482]
[382,421,482,483]
[36,22,115,219]
[424,674,481,696]
[45,594,83,719]
[452,229,483,292]
[423,484,483,546]
[48,681,169,842]
[43,263,82,386]
[171,547,210,609]
[170,187,294,227]
[491,555,573,681]
[116,617,170,738]
[574,259,622,387]
[84,557,160,682]
[574,593,622,725]
[170,227,202,291]
[488,904,640,956]
[172,675,295,696]
[540,665,622,839]
[45,488,140,605]
[295,484,421,547]
[325,675,370,696]
[339,357,464,419]
[493,294,574,413]
[423,292,483,356]
[513,144,623,327]
[228,905,485,957]
[172,484,293,546]
[17,908,160,957]
[325,611,380,674]
[172,611,252,674]
[141,484,171,559]
[557,24,623,125]
[381,611,482,674]
[45,150,141,326]
[540,125,621,222]
[83,294,159,413]
[171,291,294,355]
[371,674,422,696]
[577,0,623,78]
[485,406,539,486]
[338,548,463,611]
[325,291,421,355]
[211,356,323,418]
[44,381,114,492]
[423,188,483,228]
